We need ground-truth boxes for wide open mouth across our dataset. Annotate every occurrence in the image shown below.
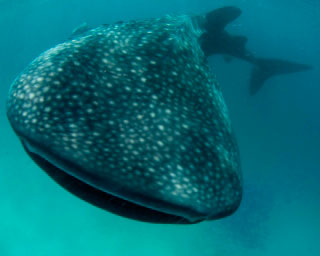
[21,139,202,224]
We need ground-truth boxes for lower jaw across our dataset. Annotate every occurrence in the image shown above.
[22,139,201,224]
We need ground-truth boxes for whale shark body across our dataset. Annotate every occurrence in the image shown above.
[6,7,310,223]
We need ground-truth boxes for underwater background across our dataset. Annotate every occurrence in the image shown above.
[0,0,319,255]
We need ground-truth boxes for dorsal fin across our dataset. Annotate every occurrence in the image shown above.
[204,6,242,33]
[196,7,243,56]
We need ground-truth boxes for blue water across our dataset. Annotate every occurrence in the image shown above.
[1,0,319,255]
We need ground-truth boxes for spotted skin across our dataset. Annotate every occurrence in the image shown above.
[6,15,242,223]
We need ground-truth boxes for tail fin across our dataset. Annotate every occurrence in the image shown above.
[250,58,313,95]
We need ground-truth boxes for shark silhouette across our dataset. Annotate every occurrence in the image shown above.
[7,7,310,224]
[199,6,312,95]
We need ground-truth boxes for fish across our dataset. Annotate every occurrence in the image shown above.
[200,6,313,95]
[6,7,243,224]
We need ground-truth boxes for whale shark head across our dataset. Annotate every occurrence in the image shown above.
[6,15,242,223]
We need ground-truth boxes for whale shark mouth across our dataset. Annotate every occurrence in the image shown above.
[20,138,207,224]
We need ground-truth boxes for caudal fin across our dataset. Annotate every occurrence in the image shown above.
[250,58,313,95]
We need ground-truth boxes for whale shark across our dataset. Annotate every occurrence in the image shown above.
[7,6,309,224]
[7,8,244,224]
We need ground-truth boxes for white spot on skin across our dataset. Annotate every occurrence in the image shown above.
[157,141,164,146]
[153,156,160,161]
[182,124,189,129]
[158,125,164,130]
[177,165,183,171]
[175,184,182,189]
[148,167,156,173]
[43,86,50,92]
